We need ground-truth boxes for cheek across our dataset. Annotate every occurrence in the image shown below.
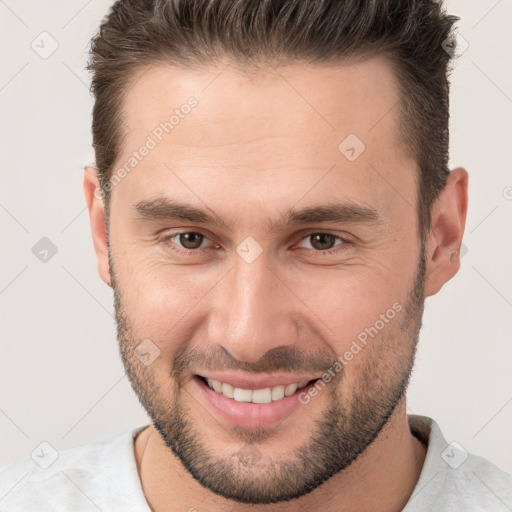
[114,252,220,355]
[285,264,407,351]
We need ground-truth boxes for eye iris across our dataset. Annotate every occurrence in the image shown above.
[180,233,203,249]
[310,233,336,250]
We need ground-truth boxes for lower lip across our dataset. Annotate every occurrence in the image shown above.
[192,376,317,430]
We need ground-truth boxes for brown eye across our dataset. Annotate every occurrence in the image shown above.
[177,232,205,249]
[308,233,337,250]
[294,232,350,255]
[300,233,345,252]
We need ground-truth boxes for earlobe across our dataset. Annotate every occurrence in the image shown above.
[83,166,112,287]
[424,167,469,297]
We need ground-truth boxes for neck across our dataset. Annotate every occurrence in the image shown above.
[134,398,427,512]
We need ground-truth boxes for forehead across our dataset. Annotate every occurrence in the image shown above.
[120,57,402,145]
[112,58,417,221]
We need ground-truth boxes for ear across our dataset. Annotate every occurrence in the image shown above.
[83,167,111,287]
[424,167,469,297]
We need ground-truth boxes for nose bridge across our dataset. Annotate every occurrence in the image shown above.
[215,252,294,362]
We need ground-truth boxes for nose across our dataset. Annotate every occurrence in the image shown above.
[208,251,299,363]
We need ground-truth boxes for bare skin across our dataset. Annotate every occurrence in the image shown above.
[84,57,468,511]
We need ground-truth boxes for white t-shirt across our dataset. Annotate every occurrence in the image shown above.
[1,415,511,511]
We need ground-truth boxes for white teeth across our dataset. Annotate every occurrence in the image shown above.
[221,382,234,398]
[252,388,272,404]
[271,385,285,401]
[284,383,298,396]
[233,388,252,402]
[204,378,310,403]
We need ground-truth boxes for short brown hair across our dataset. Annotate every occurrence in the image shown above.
[87,0,459,242]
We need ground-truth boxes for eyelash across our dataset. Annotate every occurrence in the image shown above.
[159,230,351,257]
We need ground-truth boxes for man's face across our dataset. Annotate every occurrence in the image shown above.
[107,58,425,503]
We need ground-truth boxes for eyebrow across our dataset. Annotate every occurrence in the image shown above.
[133,197,381,232]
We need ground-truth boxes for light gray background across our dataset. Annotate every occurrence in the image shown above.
[1,0,511,475]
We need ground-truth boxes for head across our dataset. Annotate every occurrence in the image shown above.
[84,0,468,505]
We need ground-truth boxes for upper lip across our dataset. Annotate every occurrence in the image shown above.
[196,372,319,390]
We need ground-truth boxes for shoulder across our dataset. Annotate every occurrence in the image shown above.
[429,452,512,511]
[405,415,512,511]
[0,425,149,512]
[452,451,511,504]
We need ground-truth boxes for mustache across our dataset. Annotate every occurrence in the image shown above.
[171,345,339,381]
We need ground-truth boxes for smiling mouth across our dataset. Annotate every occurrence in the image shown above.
[196,375,318,404]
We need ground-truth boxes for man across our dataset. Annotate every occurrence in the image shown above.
[1,0,511,510]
